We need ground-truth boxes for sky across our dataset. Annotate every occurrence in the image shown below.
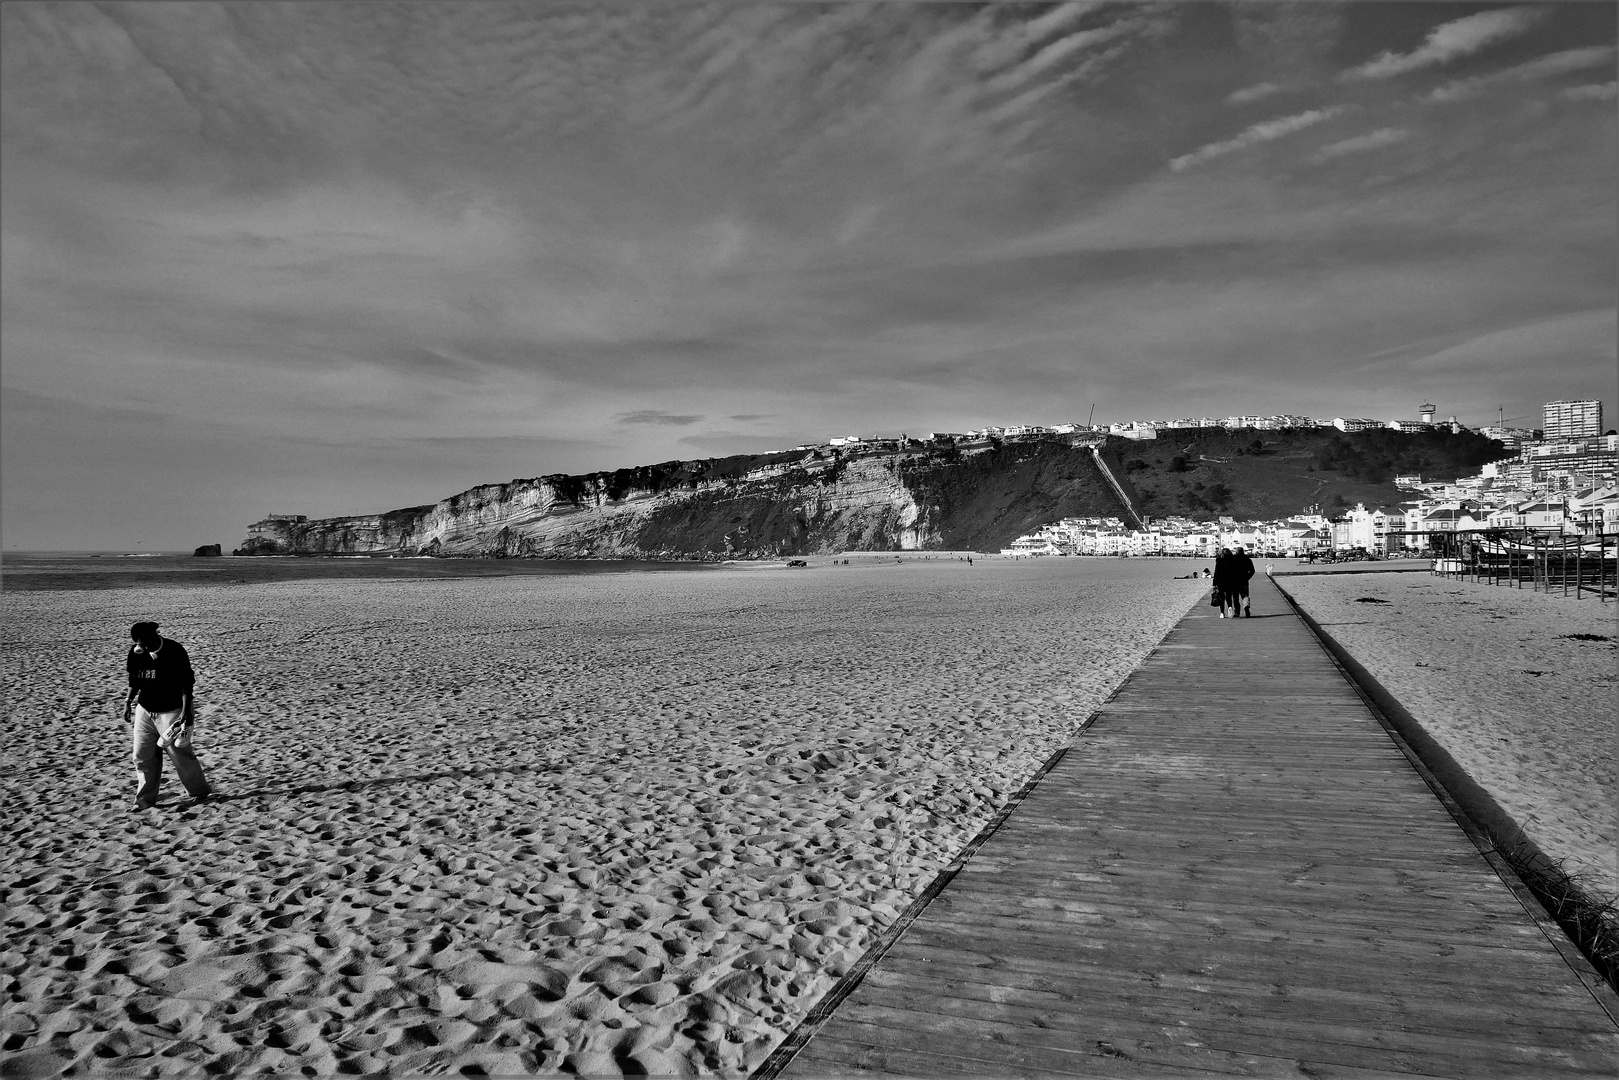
[3,1,1615,551]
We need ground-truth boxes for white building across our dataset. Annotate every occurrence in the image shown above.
[1479,426,1536,453]
[1518,500,1571,532]
[1543,399,1602,441]
[1570,486,1619,531]
[1108,422,1158,440]
[1002,535,1063,556]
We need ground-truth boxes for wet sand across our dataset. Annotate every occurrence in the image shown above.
[1281,571,1617,903]
[1,559,1206,1075]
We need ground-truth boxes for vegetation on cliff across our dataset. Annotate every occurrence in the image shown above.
[897,442,1135,551]
[1116,428,1509,522]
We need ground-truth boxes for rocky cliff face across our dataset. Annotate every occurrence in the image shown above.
[236,437,1135,558]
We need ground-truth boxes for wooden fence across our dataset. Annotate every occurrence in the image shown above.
[1426,528,1616,600]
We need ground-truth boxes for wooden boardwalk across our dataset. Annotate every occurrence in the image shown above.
[777,575,1619,1078]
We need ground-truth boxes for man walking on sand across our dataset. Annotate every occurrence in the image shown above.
[1231,546,1257,617]
[124,621,211,809]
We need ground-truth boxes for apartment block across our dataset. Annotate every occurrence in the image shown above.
[1543,399,1602,441]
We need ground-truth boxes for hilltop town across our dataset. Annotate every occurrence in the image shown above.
[992,398,1616,558]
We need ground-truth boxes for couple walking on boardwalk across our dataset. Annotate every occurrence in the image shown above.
[1212,546,1255,618]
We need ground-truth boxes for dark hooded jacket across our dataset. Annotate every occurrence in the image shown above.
[1229,550,1256,592]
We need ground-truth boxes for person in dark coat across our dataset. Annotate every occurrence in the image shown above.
[1211,548,1237,618]
[1230,545,1257,617]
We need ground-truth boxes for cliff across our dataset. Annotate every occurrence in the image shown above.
[235,428,1510,559]
[235,437,1136,558]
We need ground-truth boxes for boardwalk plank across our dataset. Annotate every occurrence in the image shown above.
[789,1017,1579,1080]
[887,927,1596,1000]
[870,936,1607,1013]
[775,576,1616,1077]
[790,1033,1231,1079]
[830,996,1619,1074]
[862,959,1612,1038]
[925,898,1552,942]
[919,895,1554,947]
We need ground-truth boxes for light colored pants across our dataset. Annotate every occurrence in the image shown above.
[132,705,210,806]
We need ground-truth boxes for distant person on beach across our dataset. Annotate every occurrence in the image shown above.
[1231,546,1256,617]
[124,621,212,809]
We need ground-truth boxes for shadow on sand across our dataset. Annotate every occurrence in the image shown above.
[158,764,570,808]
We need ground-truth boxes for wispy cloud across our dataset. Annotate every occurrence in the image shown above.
[1428,46,1617,102]
[1227,82,1280,105]
[1169,107,1345,172]
[616,410,703,427]
[1404,309,1617,378]
[1311,128,1408,165]
[983,21,1132,96]
[1342,7,1546,80]
[1562,82,1618,102]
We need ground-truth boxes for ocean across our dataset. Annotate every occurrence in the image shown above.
[0,551,722,592]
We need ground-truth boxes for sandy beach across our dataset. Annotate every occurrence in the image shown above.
[1279,571,1618,903]
[0,558,1206,1076]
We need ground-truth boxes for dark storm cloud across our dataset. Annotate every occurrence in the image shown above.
[616,411,704,427]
